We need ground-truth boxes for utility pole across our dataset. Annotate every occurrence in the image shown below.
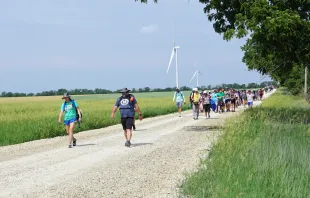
[305,65,308,100]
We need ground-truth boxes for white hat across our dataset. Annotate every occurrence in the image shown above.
[193,88,198,92]
[203,90,207,94]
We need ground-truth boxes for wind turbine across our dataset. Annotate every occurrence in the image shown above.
[167,21,180,88]
[190,70,203,87]
[167,42,180,88]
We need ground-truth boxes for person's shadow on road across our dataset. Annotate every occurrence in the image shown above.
[130,143,153,147]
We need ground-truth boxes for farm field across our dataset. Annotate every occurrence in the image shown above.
[0,91,192,146]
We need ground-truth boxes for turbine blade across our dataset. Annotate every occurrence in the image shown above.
[189,71,197,83]
[198,71,203,75]
[167,48,175,73]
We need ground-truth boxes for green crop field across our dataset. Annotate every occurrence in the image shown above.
[0,91,192,147]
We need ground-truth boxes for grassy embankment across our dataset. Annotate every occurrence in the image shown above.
[0,91,191,146]
[181,88,310,197]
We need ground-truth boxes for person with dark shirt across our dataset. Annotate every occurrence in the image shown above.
[111,88,142,147]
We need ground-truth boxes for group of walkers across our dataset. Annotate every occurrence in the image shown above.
[173,87,270,120]
[58,86,274,148]
[58,88,142,148]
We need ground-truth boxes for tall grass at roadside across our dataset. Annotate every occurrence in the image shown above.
[0,92,190,146]
[181,89,310,197]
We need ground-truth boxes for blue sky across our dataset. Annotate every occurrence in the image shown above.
[0,0,270,93]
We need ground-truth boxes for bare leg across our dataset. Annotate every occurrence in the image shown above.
[126,129,132,141]
[68,122,75,145]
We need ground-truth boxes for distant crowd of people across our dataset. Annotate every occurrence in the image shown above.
[173,86,276,120]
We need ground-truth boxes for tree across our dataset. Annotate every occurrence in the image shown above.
[198,0,310,94]
[143,87,151,92]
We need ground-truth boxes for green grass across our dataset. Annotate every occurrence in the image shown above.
[181,88,310,198]
[0,92,191,146]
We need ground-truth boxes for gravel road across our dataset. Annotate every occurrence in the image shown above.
[0,91,275,198]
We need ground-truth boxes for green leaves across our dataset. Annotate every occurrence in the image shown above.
[200,0,310,94]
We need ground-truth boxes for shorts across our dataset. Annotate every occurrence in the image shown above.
[218,101,225,107]
[64,118,77,126]
[225,99,231,104]
[248,102,253,106]
[121,117,134,130]
[203,104,211,113]
[176,102,183,108]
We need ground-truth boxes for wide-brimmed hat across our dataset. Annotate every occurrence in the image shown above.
[120,88,131,93]
[62,92,71,99]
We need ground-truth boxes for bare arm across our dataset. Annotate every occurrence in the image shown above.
[58,110,63,123]
[111,106,118,118]
[76,107,82,119]
[135,103,143,120]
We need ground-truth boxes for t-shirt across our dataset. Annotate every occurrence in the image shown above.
[203,95,210,104]
[173,92,185,102]
[61,100,79,121]
[115,95,137,118]
[225,92,231,99]
[217,92,225,101]
[211,93,218,102]
[247,93,254,102]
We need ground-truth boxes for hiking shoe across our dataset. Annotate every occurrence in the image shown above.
[68,145,73,148]
[125,141,130,147]
[73,139,77,146]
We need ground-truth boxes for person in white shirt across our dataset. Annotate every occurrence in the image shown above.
[247,90,254,107]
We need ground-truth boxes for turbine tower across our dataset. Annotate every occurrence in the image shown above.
[190,70,203,87]
[167,42,180,88]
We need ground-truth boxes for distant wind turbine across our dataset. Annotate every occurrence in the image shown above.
[167,22,180,88]
[190,70,203,87]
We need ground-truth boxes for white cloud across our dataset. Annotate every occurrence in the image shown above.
[140,24,159,34]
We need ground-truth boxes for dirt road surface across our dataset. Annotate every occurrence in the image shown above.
[0,91,275,198]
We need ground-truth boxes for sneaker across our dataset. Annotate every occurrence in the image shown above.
[73,139,77,146]
[208,115,210,118]
[128,140,131,146]
[68,145,73,148]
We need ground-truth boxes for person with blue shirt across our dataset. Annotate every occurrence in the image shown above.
[111,88,143,147]
[173,88,186,117]
[58,93,82,148]
[211,90,218,113]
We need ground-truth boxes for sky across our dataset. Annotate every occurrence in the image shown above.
[0,0,271,93]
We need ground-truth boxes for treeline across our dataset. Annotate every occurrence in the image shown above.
[0,81,276,97]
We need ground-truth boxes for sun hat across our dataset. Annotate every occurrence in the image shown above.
[62,92,71,99]
[120,88,131,93]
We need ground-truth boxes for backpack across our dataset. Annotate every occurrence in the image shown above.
[118,94,135,109]
[189,92,194,103]
[191,93,200,104]
[63,99,82,120]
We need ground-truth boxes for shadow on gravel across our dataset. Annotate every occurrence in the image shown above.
[76,143,96,147]
[184,126,224,132]
[130,143,153,147]
[134,129,147,131]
